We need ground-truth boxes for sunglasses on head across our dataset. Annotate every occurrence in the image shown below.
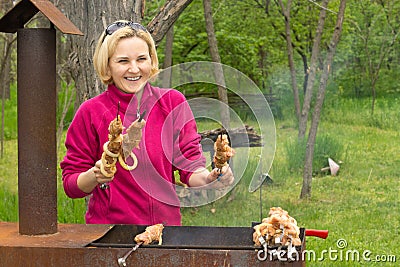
[102,22,147,43]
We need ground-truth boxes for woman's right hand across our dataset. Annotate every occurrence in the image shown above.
[94,159,115,184]
[77,160,114,193]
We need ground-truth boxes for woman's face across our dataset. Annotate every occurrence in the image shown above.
[108,37,152,94]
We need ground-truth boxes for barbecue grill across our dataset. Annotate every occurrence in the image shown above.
[87,224,307,267]
[0,222,328,266]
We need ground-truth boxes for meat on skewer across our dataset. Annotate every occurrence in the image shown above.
[100,113,146,178]
[100,115,123,177]
[213,133,235,172]
[134,224,164,245]
[122,117,146,161]
[253,207,302,247]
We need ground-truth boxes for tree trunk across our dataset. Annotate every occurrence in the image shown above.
[371,77,377,115]
[161,25,174,88]
[365,31,396,116]
[300,0,346,199]
[147,0,195,45]
[0,0,16,158]
[203,0,230,129]
[298,0,329,139]
[59,0,145,110]
[0,0,15,99]
[59,0,193,109]
[277,0,301,121]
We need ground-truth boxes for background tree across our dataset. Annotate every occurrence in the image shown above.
[203,0,230,128]
[58,0,194,109]
[297,0,329,139]
[277,0,300,120]
[0,34,15,157]
[161,25,174,88]
[346,0,400,114]
[300,0,347,198]
[0,0,16,157]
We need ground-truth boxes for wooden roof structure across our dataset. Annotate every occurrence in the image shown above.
[0,0,83,35]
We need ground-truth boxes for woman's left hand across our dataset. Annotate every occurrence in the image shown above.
[207,164,234,187]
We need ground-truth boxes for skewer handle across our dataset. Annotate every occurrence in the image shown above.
[305,229,329,239]
[138,110,146,122]
[117,243,142,267]
[99,183,109,190]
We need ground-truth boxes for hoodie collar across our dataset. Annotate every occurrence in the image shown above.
[106,82,153,116]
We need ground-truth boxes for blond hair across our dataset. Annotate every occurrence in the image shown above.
[93,21,159,85]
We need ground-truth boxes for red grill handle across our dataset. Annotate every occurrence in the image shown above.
[305,229,329,239]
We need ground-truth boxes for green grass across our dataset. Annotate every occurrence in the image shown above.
[0,95,399,266]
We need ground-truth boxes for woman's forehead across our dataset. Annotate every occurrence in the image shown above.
[113,37,149,55]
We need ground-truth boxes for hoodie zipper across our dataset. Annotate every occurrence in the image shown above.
[134,91,153,222]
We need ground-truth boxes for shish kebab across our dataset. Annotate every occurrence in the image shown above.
[99,108,146,189]
[212,133,235,180]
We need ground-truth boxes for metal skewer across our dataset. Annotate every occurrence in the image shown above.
[117,242,143,267]
[117,101,120,119]
[138,110,146,122]
[100,102,121,190]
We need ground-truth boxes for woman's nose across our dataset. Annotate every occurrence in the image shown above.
[128,62,139,72]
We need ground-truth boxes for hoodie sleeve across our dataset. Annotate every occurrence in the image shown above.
[168,91,206,185]
[60,104,101,198]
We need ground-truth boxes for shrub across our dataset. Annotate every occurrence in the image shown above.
[285,134,344,176]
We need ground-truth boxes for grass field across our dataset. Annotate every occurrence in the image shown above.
[0,96,398,266]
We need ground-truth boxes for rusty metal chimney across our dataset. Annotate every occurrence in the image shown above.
[0,0,83,235]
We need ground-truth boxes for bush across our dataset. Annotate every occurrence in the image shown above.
[285,134,344,176]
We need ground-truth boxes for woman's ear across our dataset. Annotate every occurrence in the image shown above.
[106,66,111,77]
[106,67,113,81]
[104,67,113,84]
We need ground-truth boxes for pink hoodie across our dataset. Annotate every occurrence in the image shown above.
[60,83,205,225]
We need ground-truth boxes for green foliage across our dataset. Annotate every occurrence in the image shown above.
[1,83,17,140]
[57,186,86,224]
[56,134,86,223]
[0,138,18,221]
[335,0,400,97]
[0,80,76,140]
[0,188,18,222]
[322,95,400,131]
[56,79,76,130]
[158,1,209,64]
[284,134,344,176]
[265,66,303,121]
[152,0,400,109]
